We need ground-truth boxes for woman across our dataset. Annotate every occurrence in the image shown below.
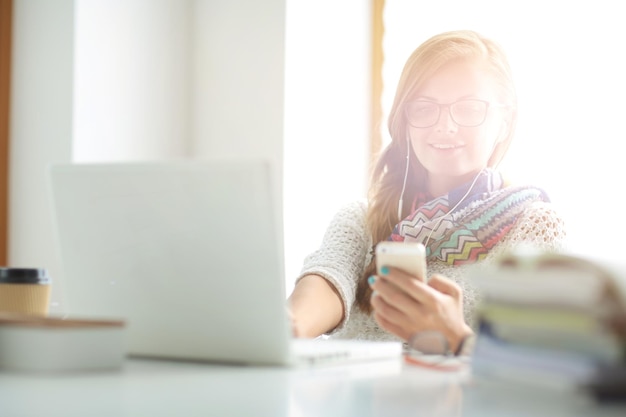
[287,30,566,354]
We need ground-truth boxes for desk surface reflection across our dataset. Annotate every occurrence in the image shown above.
[0,358,624,417]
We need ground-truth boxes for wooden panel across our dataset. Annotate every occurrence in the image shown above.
[0,0,12,265]
[370,0,384,172]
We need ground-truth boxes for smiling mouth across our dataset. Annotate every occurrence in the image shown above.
[431,143,462,149]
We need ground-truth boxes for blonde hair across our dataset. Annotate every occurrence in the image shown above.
[355,30,518,313]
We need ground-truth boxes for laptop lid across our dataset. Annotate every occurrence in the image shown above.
[48,159,293,365]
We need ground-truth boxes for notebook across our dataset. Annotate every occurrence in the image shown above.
[48,159,401,366]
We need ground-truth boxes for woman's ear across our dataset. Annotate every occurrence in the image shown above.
[496,107,516,144]
[495,124,507,145]
[487,111,515,168]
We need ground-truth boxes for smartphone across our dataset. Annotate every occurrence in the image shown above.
[375,241,427,282]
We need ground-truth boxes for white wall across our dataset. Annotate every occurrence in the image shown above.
[74,0,289,166]
[191,0,285,164]
[74,0,191,162]
[9,0,74,314]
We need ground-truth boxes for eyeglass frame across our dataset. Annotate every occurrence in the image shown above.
[403,98,506,128]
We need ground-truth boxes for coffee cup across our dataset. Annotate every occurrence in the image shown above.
[0,268,51,316]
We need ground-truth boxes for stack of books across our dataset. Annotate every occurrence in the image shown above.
[469,249,626,401]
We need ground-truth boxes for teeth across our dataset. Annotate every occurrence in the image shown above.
[432,143,459,149]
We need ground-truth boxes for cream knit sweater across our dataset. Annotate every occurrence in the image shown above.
[297,199,567,342]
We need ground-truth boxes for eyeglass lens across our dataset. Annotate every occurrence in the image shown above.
[405,99,488,128]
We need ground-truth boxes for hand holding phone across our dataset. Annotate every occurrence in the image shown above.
[375,241,427,282]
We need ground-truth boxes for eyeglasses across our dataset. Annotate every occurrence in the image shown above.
[404,331,475,371]
[404,99,497,128]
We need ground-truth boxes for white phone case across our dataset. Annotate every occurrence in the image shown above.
[375,241,427,281]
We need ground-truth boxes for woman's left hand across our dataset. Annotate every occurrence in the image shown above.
[369,267,472,352]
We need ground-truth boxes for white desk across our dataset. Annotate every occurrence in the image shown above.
[0,358,624,417]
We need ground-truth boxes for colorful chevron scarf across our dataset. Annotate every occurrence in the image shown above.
[388,169,550,266]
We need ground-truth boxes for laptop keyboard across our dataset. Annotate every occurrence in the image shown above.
[292,338,402,366]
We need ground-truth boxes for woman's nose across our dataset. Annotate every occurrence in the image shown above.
[435,106,458,134]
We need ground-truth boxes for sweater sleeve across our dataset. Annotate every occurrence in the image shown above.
[491,201,568,258]
[295,200,371,333]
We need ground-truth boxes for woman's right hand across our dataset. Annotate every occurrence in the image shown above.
[369,268,472,352]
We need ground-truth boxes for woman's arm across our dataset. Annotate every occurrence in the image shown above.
[287,200,371,338]
[287,274,344,338]
[501,201,567,252]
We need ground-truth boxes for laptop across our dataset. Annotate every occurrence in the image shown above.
[48,159,401,366]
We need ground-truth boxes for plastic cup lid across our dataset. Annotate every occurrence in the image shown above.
[0,268,51,284]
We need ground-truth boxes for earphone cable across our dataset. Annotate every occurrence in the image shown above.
[397,138,411,220]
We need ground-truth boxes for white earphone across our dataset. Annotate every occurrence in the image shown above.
[397,137,411,220]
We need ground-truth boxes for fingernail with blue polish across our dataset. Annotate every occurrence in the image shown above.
[380,266,389,275]
[368,275,376,285]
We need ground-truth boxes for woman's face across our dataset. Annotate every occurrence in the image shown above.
[407,60,507,196]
